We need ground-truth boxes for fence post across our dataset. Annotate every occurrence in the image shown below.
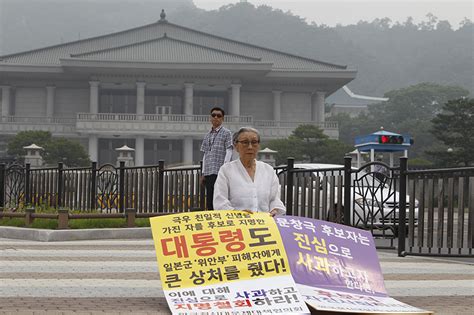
[90,161,97,210]
[286,157,294,216]
[57,162,63,208]
[158,160,164,212]
[24,163,31,206]
[398,157,408,256]
[57,208,69,229]
[199,160,205,210]
[125,208,136,227]
[343,156,352,226]
[119,161,125,213]
[25,207,35,226]
[0,164,5,210]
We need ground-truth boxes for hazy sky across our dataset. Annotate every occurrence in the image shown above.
[193,0,473,28]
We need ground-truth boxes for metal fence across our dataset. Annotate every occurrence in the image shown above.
[0,161,204,213]
[401,161,474,257]
[1,157,472,257]
[276,157,473,257]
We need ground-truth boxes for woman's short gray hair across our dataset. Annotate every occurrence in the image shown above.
[233,127,261,144]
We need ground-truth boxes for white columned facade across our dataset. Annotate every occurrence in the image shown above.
[1,85,11,117]
[89,80,100,114]
[230,84,241,116]
[183,138,193,165]
[272,90,281,122]
[136,81,146,116]
[46,86,56,118]
[135,136,144,166]
[88,135,98,162]
[184,83,194,115]
[312,91,326,123]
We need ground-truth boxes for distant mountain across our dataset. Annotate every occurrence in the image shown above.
[1,0,472,95]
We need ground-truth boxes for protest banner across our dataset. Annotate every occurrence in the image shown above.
[275,216,432,314]
[150,211,310,314]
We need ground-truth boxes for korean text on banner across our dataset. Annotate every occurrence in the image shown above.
[275,216,431,314]
[150,211,310,314]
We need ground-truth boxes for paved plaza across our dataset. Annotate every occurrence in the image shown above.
[0,238,473,315]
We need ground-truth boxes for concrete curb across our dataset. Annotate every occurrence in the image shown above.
[0,226,152,242]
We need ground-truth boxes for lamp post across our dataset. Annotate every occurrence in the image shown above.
[446,147,454,167]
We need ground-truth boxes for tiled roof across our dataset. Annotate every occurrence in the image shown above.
[327,86,388,106]
[0,20,349,72]
[69,36,262,64]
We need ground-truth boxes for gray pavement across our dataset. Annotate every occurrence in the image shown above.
[0,238,473,315]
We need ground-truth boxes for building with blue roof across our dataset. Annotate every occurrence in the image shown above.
[354,128,413,167]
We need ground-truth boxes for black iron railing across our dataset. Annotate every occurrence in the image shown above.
[0,161,203,213]
[0,157,472,257]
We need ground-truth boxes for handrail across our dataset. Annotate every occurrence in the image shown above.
[0,116,76,124]
[0,114,339,129]
[75,113,338,128]
[76,113,253,123]
[254,120,338,129]
[406,166,474,175]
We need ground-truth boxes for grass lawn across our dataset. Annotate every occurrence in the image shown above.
[0,217,151,229]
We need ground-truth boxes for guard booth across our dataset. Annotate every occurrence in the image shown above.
[354,128,413,168]
[349,128,414,242]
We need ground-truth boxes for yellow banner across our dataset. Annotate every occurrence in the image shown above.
[150,210,290,289]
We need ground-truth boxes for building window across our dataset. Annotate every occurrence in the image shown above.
[145,91,182,114]
[155,106,172,115]
[193,92,227,115]
[144,139,183,165]
[99,90,137,113]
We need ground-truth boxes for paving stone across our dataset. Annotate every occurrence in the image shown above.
[0,238,472,314]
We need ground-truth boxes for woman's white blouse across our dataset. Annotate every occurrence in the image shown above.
[213,159,286,215]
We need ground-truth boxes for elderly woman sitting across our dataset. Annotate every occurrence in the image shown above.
[213,127,286,217]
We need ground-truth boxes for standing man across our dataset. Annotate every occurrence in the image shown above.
[200,107,233,210]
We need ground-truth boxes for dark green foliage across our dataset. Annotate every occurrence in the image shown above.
[0,217,151,229]
[69,218,127,229]
[427,98,474,166]
[331,83,470,161]
[263,138,302,165]
[7,131,52,158]
[0,218,58,229]
[265,125,352,165]
[44,138,90,167]
[7,131,90,167]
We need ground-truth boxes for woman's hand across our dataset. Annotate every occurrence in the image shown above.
[269,209,278,217]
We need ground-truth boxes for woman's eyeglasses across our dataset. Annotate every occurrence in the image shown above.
[236,140,260,146]
[211,113,223,118]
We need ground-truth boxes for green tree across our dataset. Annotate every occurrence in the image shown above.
[7,131,52,158]
[265,124,351,165]
[427,98,474,166]
[370,83,468,126]
[329,83,470,160]
[317,139,353,164]
[44,138,91,167]
[7,131,90,167]
[262,138,302,165]
[291,124,329,163]
[326,113,358,146]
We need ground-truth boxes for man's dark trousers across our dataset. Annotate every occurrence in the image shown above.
[204,174,218,210]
